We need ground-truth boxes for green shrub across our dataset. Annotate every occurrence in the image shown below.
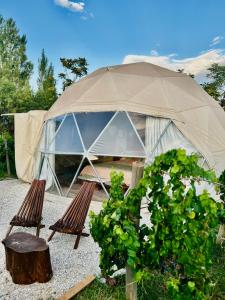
[90,149,225,299]
[219,170,225,202]
[0,135,16,178]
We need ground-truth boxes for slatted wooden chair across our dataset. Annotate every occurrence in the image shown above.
[48,181,96,249]
[5,179,46,238]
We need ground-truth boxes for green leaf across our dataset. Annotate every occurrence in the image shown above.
[188,281,195,291]
[171,164,180,174]
[188,211,196,219]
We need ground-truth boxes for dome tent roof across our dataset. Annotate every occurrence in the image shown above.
[45,62,225,174]
[46,62,218,120]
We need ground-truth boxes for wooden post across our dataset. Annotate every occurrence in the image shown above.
[126,161,144,300]
[217,224,225,244]
[4,139,11,176]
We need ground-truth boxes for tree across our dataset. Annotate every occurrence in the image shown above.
[201,82,220,101]
[0,15,33,125]
[177,68,195,78]
[0,16,33,83]
[33,49,57,110]
[59,57,88,91]
[0,15,34,176]
[202,63,225,109]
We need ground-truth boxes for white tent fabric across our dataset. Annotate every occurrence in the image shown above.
[44,62,225,175]
[14,110,46,182]
[39,119,55,190]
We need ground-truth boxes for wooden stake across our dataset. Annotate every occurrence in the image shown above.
[57,275,96,300]
[217,224,225,244]
[4,139,11,176]
[126,161,144,300]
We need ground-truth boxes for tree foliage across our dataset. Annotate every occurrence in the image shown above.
[202,63,225,109]
[33,49,57,110]
[0,15,33,130]
[0,15,59,177]
[90,149,225,299]
[0,16,33,82]
[177,68,195,78]
[219,170,225,203]
[59,57,88,90]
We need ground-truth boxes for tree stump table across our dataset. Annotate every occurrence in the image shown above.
[2,232,53,284]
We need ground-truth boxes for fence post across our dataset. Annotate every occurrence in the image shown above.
[4,139,11,176]
[126,161,144,300]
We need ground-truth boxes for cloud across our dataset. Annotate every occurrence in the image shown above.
[55,0,85,12]
[150,49,158,56]
[210,35,224,46]
[123,49,225,82]
[81,12,94,20]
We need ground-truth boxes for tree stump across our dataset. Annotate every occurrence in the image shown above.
[2,232,53,284]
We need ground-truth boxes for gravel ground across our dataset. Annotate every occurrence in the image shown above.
[0,179,102,300]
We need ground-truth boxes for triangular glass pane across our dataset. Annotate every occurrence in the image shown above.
[41,117,65,153]
[39,155,61,195]
[55,115,65,132]
[128,112,146,144]
[76,112,114,149]
[90,112,146,157]
[54,154,83,196]
[66,156,109,200]
[48,114,84,154]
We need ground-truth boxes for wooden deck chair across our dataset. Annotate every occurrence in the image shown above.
[5,179,46,238]
[48,181,96,249]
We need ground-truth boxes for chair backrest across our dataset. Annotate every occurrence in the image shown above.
[16,179,46,222]
[61,181,96,229]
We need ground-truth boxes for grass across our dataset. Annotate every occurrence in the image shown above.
[209,244,225,299]
[74,274,171,300]
[74,244,225,300]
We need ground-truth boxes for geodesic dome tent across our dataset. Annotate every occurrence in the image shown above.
[37,62,225,197]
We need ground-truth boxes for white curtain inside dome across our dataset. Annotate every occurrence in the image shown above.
[145,116,200,162]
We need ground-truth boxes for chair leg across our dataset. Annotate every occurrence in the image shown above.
[5,225,13,238]
[74,234,81,249]
[36,224,40,237]
[48,230,56,242]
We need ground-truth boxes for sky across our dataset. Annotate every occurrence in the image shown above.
[1,0,225,89]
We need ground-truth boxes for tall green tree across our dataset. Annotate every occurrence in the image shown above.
[0,16,33,82]
[202,63,225,109]
[0,15,33,122]
[59,57,88,91]
[0,15,33,176]
[33,49,57,110]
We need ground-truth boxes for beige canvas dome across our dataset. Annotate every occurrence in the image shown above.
[46,62,221,120]
[45,62,225,174]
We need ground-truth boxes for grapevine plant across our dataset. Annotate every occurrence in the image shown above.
[219,169,225,202]
[90,149,225,299]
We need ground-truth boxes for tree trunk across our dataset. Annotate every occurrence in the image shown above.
[2,232,52,284]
